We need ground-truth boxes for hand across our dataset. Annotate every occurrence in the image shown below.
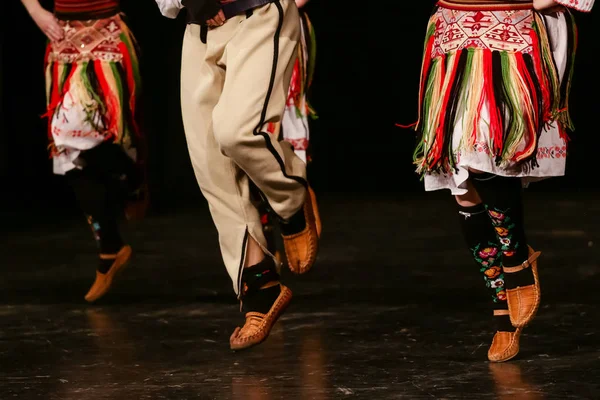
[295,0,310,8]
[30,7,64,41]
[533,0,562,11]
[206,9,225,27]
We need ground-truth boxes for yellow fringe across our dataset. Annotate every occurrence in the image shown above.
[459,49,485,151]
[45,63,53,108]
[69,62,98,117]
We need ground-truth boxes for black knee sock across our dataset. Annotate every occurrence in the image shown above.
[241,257,281,314]
[457,202,515,333]
[67,170,124,257]
[470,173,534,289]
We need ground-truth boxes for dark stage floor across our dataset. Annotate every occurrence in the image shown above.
[1,191,599,399]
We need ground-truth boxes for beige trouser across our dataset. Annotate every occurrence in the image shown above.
[180,0,307,294]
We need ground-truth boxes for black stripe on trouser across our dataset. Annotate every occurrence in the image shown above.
[235,1,304,293]
[236,229,250,297]
[252,0,308,195]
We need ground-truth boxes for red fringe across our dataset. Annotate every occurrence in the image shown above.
[431,50,460,167]
[44,62,62,140]
[43,43,52,73]
[287,58,301,105]
[482,50,503,157]
[396,122,418,129]
[417,33,436,126]
[93,60,119,140]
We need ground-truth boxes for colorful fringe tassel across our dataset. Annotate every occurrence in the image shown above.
[43,16,141,157]
[412,9,577,176]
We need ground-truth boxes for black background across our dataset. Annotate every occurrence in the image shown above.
[1,1,599,215]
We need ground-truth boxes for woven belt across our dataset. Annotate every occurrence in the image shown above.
[441,0,531,3]
[221,0,276,19]
[55,7,120,21]
[437,0,532,10]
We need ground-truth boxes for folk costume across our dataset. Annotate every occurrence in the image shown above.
[32,0,148,302]
[156,0,322,351]
[409,0,594,362]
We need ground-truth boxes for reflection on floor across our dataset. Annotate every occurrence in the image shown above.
[1,191,599,399]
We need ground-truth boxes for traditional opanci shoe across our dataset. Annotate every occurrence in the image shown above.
[230,284,292,351]
[504,246,542,328]
[281,186,321,274]
[84,245,132,303]
[488,310,522,363]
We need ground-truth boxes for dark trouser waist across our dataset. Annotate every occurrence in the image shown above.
[187,0,277,24]
[221,0,276,19]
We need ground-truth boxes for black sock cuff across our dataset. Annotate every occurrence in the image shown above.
[241,257,279,297]
[280,206,307,236]
[457,202,486,214]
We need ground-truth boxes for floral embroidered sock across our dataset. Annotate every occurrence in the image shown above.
[458,202,513,332]
[470,173,534,290]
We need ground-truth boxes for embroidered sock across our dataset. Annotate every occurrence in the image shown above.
[458,202,512,330]
[470,173,534,289]
[458,203,506,300]
[241,257,281,314]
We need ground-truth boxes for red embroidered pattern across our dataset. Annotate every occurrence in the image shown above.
[49,16,125,64]
[285,138,309,151]
[555,0,595,12]
[432,8,534,57]
[461,141,566,159]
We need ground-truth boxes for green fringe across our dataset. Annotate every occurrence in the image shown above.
[413,57,441,171]
[423,20,436,57]
[558,10,577,132]
[412,19,438,171]
[499,51,525,160]
[109,61,127,145]
[534,13,560,115]
[453,48,476,170]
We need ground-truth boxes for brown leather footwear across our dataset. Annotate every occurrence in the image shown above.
[230,284,292,351]
[85,245,132,303]
[488,310,522,363]
[282,187,321,274]
[504,246,542,328]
